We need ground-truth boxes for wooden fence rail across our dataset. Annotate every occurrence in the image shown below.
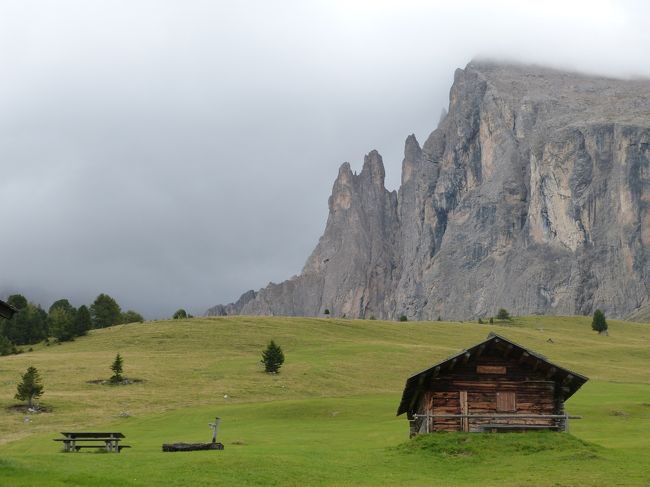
[411,413,582,433]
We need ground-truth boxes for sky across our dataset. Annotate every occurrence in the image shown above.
[1,0,649,318]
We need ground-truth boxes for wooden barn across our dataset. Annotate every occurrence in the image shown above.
[0,299,17,320]
[397,333,588,435]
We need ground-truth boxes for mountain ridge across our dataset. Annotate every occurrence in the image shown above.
[208,61,650,320]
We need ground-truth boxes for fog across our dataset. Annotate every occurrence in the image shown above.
[1,0,648,317]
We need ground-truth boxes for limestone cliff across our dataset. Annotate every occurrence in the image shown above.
[207,61,650,320]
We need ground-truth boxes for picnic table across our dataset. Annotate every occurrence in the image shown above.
[54,432,129,453]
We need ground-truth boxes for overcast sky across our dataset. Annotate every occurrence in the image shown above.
[1,0,649,318]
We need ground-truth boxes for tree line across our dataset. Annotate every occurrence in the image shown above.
[0,293,143,354]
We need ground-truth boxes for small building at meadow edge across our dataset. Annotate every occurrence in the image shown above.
[0,299,17,320]
[397,333,588,436]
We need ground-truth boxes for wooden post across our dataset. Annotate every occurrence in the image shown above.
[459,391,469,432]
[209,417,221,443]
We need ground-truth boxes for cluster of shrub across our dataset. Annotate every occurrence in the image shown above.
[0,293,144,355]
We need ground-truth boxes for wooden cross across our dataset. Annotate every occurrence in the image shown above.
[208,417,221,443]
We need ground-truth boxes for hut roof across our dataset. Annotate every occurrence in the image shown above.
[397,332,588,416]
[0,299,17,320]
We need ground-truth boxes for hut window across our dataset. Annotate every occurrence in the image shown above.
[496,392,516,412]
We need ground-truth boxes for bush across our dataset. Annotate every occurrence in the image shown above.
[323,309,330,315]
[496,308,511,320]
[399,315,408,322]
[173,309,187,320]
[0,335,14,356]
[478,318,484,324]
[489,317,494,324]
[261,340,285,373]
[122,310,144,323]
[592,309,608,333]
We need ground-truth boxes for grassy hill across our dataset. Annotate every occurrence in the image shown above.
[0,316,649,486]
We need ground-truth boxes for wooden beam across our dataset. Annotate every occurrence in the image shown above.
[413,413,583,420]
[476,344,486,357]
[518,352,530,364]
[462,352,471,364]
[533,359,540,372]
[448,357,458,371]
[407,390,421,412]
[545,366,557,379]
[503,344,514,359]
[562,374,574,386]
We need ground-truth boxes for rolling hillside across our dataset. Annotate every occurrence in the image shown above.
[0,316,649,486]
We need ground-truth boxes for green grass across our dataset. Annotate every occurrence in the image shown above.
[0,316,649,485]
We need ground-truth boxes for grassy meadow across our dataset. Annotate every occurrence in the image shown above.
[0,316,649,486]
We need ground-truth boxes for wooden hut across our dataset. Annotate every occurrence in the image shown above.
[0,299,17,320]
[397,333,588,436]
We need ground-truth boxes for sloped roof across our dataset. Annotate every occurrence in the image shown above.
[397,333,589,416]
[0,299,17,320]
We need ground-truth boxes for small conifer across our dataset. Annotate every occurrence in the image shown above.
[15,366,44,408]
[592,309,608,334]
[110,353,124,383]
[261,341,285,373]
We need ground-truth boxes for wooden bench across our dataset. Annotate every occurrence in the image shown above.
[54,432,128,453]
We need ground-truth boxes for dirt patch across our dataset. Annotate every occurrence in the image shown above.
[6,404,53,414]
[87,378,144,386]
[609,410,629,417]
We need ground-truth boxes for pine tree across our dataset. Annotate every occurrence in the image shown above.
[592,309,608,334]
[49,299,77,342]
[496,308,511,320]
[90,294,122,329]
[73,305,92,336]
[15,366,44,408]
[110,353,124,383]
[0,335,14,356]
[3,300,49,345]
[261,340,285,373]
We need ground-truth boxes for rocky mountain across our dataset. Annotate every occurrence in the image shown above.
[208,61,650,320]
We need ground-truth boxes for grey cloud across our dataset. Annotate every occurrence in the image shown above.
[1,0,649,316]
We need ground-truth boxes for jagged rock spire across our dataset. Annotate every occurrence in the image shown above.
[208,62,650,321]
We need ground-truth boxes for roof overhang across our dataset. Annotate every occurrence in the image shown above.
[0,299,17,320]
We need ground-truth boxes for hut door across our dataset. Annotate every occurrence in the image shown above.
[459,391,469,432]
